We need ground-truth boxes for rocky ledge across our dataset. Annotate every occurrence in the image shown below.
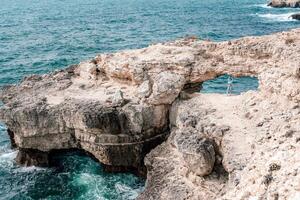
[268,0,300,7]
[1,29,300,199]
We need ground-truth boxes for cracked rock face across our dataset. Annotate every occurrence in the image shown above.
[138,96,230,200]
[0,67,171,169]
[0,29,300,198]
[139,92,300,200]
[174,131,216,176]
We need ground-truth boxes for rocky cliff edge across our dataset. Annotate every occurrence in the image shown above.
[1,29,300,199]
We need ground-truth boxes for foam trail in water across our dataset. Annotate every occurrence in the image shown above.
[252,4,272,9]
[15,166,47,173]
[257,13,298,22]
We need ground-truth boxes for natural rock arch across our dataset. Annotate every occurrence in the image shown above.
[0,28,300,174]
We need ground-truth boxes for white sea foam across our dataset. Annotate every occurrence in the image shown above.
[15,166,47,173]
[257,13,297,22]
[252,4,272,9]
[115,183,144,200]
[0,151,17,168]
[74,173,144,199]
[0,151,17,160]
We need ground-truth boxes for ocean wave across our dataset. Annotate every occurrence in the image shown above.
[115,183,144,200]
[0,151,17,169]
[257,13,297,22]
[0,150,17,160]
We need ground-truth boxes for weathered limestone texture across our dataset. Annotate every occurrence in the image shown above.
[139,93,300,199]
[268,0,300,7]
[1,28,300,199]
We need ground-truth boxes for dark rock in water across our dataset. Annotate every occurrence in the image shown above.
[291,13,300,20]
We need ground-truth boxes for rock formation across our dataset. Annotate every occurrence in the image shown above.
[1,28,300,199]
[291,13,300,20]
[138,92,300,199]
[268,0,300,7]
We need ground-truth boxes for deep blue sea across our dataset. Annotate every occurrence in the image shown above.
[0,0,299,199]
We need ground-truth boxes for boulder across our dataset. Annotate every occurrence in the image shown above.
[174,131,216,176]
[291,13,300,20]
[268,0,300,7]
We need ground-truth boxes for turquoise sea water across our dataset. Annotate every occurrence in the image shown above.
[0,0,299,199]
[0,123,144,200]
[201,75,259,95]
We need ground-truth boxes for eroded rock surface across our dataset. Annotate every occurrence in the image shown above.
[0,29,300,198]
[139,93,300,200]
[268,0,300,7]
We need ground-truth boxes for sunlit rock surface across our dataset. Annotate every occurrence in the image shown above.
[268,0,300,7]
[1,28,300,199]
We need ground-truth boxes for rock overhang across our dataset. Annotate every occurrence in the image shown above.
[1,28,300,172]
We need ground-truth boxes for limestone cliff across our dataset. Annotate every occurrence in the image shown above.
[1,29,300,199]
[138,93,300,199]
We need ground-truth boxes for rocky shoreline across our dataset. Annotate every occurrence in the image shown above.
[268,0,300,7]
[268,0,300,20]
[1,29,300,199]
